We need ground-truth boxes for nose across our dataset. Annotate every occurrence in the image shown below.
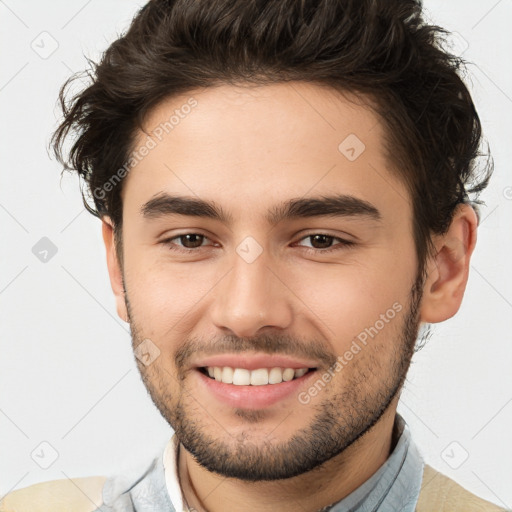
[209,249,294,338]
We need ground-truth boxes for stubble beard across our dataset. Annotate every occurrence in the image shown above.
[125,272,423,481]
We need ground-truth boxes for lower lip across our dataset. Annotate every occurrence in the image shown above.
[195,369,317,409]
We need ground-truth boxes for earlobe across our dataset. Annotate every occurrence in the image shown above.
[101,216,129,323]
[419,204,478,324]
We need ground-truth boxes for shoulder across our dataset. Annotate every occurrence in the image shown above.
[417,464,508,511]
[0,476,107,512]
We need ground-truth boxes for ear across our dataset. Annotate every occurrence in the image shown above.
[420,204,478,323]
[101,216,128,323]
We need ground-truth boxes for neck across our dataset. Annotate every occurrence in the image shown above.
[180,401,399,512]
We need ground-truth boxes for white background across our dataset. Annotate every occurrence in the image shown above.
[1,0,511,508]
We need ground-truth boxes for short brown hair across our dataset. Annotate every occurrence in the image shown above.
[51,0,493,277]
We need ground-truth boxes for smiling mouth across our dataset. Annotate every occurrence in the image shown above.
[198,366,317,386]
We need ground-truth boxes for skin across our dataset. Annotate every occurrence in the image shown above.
[102,82,478,512]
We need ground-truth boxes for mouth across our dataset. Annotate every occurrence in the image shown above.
[198,366,317,385]
[191,354,322,409]
[194,363,319,410]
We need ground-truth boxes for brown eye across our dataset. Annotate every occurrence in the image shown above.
[161,233,214,252]
[295,233,355,254]
[308,234,335,249]
[178,234,206,248]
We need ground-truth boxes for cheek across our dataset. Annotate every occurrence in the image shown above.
[124,247,224,334]
[291,258,413,348]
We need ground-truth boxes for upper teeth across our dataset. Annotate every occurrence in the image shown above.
[206,367,309,385]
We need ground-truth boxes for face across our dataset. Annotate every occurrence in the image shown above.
[114,82,423,481]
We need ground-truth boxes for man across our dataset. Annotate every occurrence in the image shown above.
[1,0,505,510]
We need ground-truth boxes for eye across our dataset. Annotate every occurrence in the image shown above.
[295,233,355,253]
[161,233,215,252]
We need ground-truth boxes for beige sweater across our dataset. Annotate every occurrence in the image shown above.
[0,464,507,511]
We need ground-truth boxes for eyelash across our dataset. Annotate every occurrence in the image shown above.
[160,233,355,254]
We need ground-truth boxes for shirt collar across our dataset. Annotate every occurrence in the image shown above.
[163,433,186,511]
[326,413,424,511]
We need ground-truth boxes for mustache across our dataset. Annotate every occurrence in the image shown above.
[175,333,337,370]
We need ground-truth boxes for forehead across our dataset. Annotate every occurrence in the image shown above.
[123,82,410,225]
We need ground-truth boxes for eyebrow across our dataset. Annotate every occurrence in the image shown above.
[140,192,382,225]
